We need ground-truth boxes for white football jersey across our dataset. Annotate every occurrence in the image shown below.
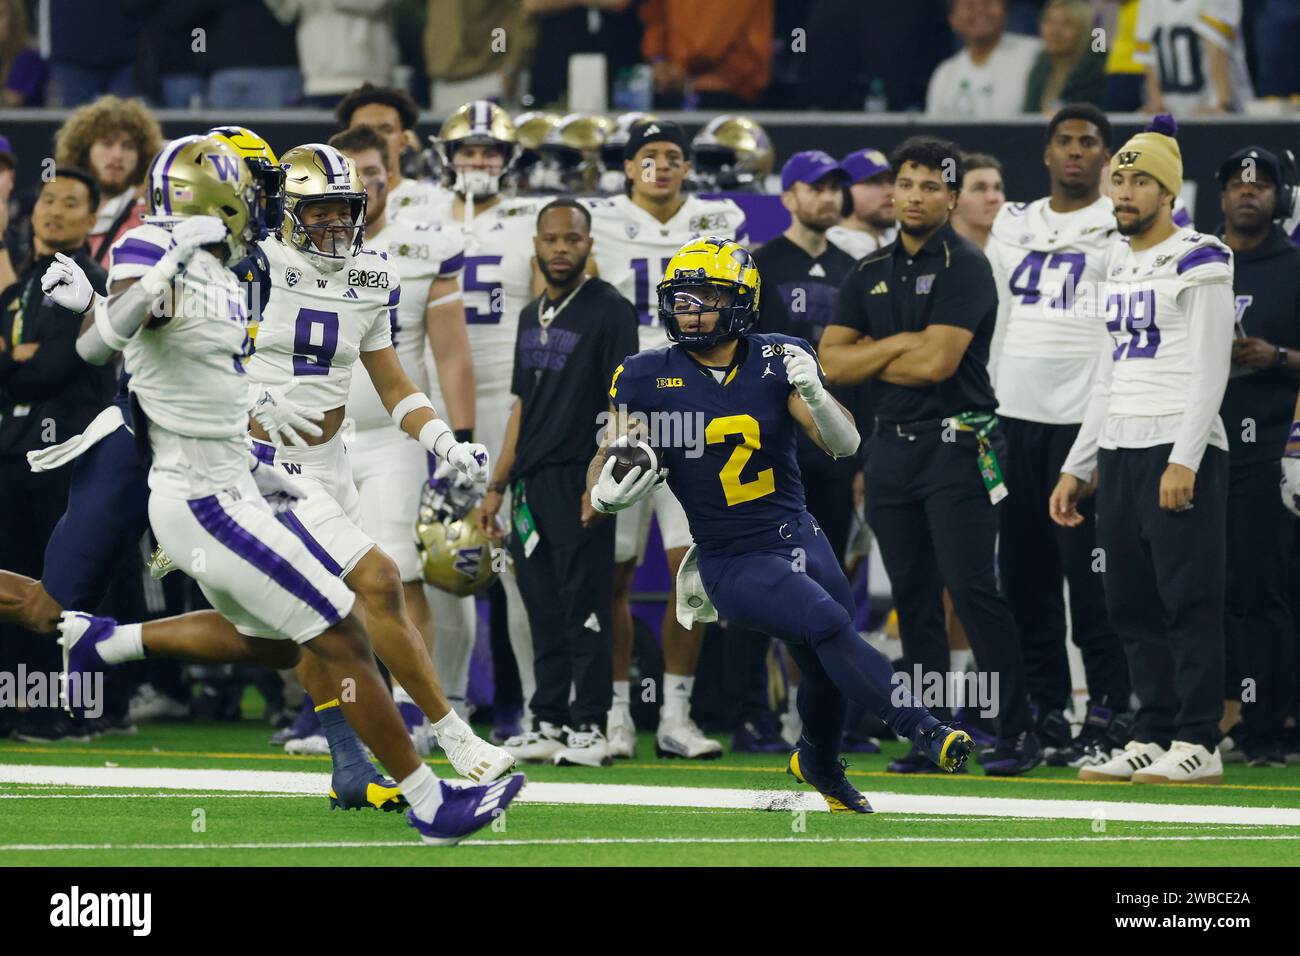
[1101,227,1233,424]
[826,224,896,261]
[110,223,253,440]
[425,190,541,392]
[1135,0,1252,114]
[245,238,396,412]
[387,178,453,225]
[986,196,1121,424]
[347,219,465,432]
[584,193,748,350]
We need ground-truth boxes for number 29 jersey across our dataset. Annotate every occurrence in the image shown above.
[244,238,397,411]
[609,333,817,556]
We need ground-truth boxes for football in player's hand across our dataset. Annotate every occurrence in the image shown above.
[609,439,657,483]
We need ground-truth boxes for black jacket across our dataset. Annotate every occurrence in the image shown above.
[1219,225,1300,466]
[0,249,112,458]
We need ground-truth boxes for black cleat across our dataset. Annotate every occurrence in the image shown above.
[787,749,873,814]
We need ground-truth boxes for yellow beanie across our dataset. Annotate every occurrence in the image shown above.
[1111,114,1183,196]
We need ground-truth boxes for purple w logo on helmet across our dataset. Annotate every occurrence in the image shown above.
[207,153,242,183]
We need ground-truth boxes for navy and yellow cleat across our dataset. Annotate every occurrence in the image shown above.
[920,724,975,773]
[329,768,408,812]
[787,749,873,814]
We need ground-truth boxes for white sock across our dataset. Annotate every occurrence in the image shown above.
[612,680,631,708]
[662,672,693,722]
[400,763,444,821]
[99,623,144,664]
[393,683,416,706]
[949,648,974,675]
[786,684,799,716]
[431,708,471,742]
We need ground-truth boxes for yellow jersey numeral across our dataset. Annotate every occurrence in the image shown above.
[706,414,775,507]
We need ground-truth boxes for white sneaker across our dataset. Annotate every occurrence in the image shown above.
[1131,740,1223,784]
[437,721,517,782]
[554,725,612,767]
[1077,740,1166,781]
[126,684,191,722]
[284,734,330,755]
[502,722,565,762]
[606,707,636,759]
[656,715,723,759]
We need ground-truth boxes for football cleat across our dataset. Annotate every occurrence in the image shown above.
[407,773,527,846]
[1078,740,1167,781]
[606,706,637,759]
[1245,746,1286,769]
[284,734,330,755]
[126,683,191,722]
[732,713,789,753]
[840,733,882,754]
[1130,741,1223,785]
[437,720,517,783]
[270,699,320,746]
[916,723,976,773]
[554,725,612,767]
[147,545,179,580]
[656,715,723,760]
[787,749,873,814]
[57,612,116,714]
[886,745,954,774]
[981,730,1043,776]
[1047,698,1121,767]
[502,722,565,762]
[329,766,408,812]
[1035,707,1074,758]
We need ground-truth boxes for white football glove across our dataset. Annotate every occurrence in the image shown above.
[782,344,825,403]
[591,451,665,515]
[249,384,325,449]
[169,214,229,264]
[445,441,490,483]
[249,457,309,514]
[1282,457,1300,519]
[41,252,96,314]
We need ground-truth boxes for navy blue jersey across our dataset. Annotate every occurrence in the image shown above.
[609,332,825,555]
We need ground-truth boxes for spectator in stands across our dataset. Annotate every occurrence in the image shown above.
[42,0,140,106]
[1099,0,1144,111]
[53,96,162,266]
[265,0,399,108]
[205,0,302,108]
[1137,0,1253,115]
[927,0,1041,118]
[1253,0,1300,100]
[522,0,641,110]
[423,0,533,113]
[1023,0,1104,112]
[0,168,111,743]
[640,0,774,109]
[0,0,48,106]
[123,1,215,109]
[951,153,1005,250]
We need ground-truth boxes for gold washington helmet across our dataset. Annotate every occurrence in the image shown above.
[207,125,285,238]
[415,482,499,597]
[690,115,774,192]
[145,133,261,262]
[435,100,520,197]
[277,143,368,271]
[512,110,563,191]
[536,112,612,193]
[656,236,761,351]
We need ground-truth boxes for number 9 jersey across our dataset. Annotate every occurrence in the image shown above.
[608,333,817,556]
[245,236,399,407]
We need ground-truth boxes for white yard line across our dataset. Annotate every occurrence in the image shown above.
[1,764,1298,827]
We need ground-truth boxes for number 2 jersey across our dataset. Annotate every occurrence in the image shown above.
[609,333,820,556]
[244,237,396,412]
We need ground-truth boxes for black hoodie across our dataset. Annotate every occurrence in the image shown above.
[1220,225,1300,466]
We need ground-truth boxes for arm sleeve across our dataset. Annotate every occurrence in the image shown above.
[361,286,398,351]
[830,266,871,335]
[1168,281,1235,471]
[984,237,1012,386]
[930,251,997,334]
[1060,329,1115,481]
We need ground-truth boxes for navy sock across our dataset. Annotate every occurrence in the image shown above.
[317,701,372,777]
[784,644,845,765]
[812,623,941,745]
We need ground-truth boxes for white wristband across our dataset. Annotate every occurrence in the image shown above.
[419,418,456,458]
[391,391,434,430]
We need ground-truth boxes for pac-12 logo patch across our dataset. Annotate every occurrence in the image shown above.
[285,268,301,288]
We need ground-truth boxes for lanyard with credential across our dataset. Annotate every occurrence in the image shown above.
[11,267,43,346]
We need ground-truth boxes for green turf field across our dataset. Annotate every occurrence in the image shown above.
[2,717,1299,866]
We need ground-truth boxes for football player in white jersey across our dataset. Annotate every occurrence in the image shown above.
[427,100,541,727]
[328,125,475,745]
[1136,0,1253,115]
[1051,117,1234,785]
[584,120,746,760]
[242,141,515,782]
[826,148,897,260]
[53,133,523,844]
[984,104,1130,768]
[336,82,449,223]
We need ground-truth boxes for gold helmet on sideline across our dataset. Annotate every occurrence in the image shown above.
[415,481,499,597]
[145,133,261,263]
[536,112,612,194]
[656,236,761,351]
[435,100,520,198]
[513,110,563,192]
[276,143,367,272]
[689,115,774,192]
[207,125,285,239]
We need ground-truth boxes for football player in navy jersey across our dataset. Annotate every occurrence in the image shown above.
[588,237,973,812]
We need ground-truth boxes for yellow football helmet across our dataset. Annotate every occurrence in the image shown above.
[415,482,499,597]
[656,237,761,351]
[208,125,285,239]
[690,115,774,192]
[536,113,612,193]
[145,133,260,262]
[277,143,367,272]
[512,110,563,192]
[435,100,520,198]
[600,111,658,193]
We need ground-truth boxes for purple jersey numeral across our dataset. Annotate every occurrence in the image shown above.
[292,307,339,376]
[631,256,674,324]
[1107,289,1159,360]
[463,255,503,324]
[1010,250,1085,309]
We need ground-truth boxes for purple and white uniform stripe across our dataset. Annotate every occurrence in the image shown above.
[112,237,167,270]
[148,137,200,216]
[1177,245,1231,275]
[277,510,343,576]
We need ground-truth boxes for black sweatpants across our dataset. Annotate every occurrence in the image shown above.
[510,463,614,729]
[1095,445,1227,750]
[1225,459,1296,750]
[999,416,1130,711]
[866,423,1033,737]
